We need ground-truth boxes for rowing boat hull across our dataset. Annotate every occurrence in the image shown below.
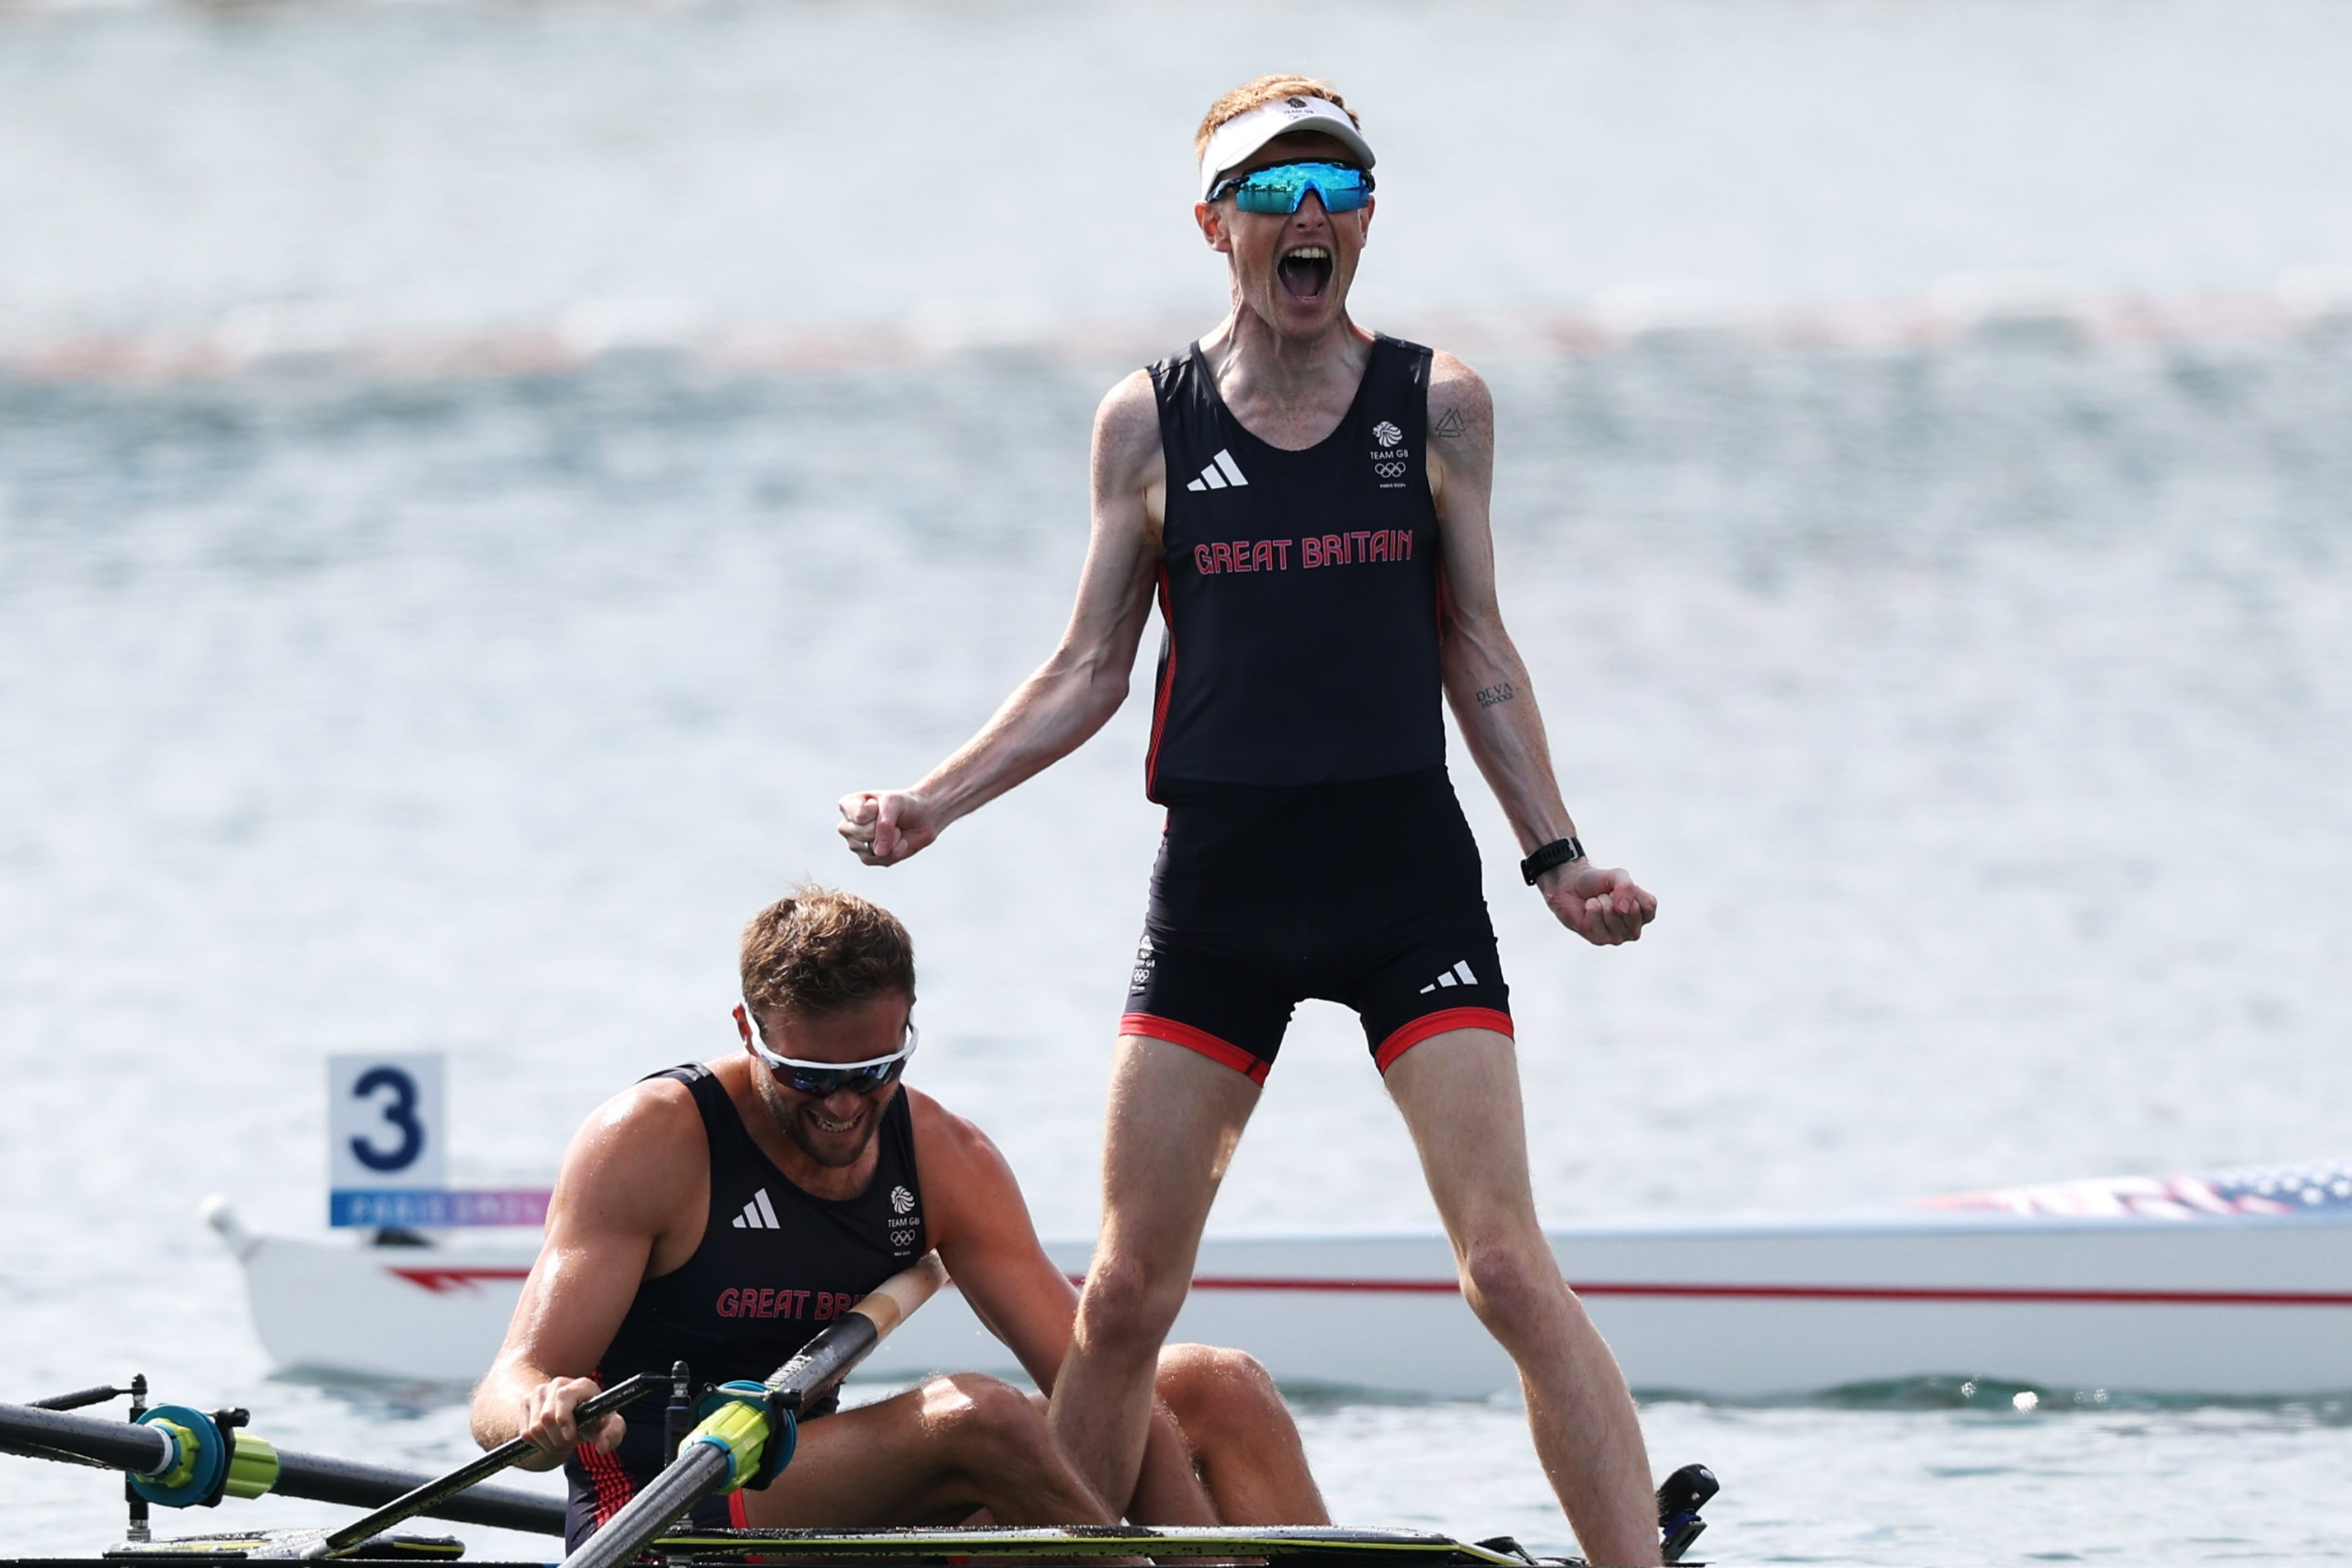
[204,1177,2352,1397]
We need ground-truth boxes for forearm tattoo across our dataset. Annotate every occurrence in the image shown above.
[1475,681,1515,708]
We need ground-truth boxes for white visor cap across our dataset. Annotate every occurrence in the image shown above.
[1198,95,1376,201]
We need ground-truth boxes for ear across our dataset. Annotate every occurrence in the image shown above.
[733,1005,754,1049]
[1195,200,1232,254]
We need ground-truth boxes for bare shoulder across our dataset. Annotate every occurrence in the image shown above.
[904,1085,1010,1178]
[1096,368,1159,439]
[583,1070,703,1147]
[1091,369,1164,488]
[1426,351,1494,505]
[550,1072,703,1228]
[1427,350,1495,444]
[904,1087,1029,1235]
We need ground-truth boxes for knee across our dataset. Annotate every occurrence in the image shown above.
[1458,1237,1566,1332]
[1156,1343,1281,1444]
[1078,1253,1189,1351]
[921,1374,1057,1472]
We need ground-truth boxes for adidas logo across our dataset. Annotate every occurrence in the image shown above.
[1185,449,1250,491]
[1417,960,1481,995]
[730,1188,782,1229]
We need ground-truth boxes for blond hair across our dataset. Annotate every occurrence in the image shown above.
[739,887,915,1018]
[1194,75,1361,164]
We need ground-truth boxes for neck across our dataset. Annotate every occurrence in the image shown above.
[1204,300,1370,395]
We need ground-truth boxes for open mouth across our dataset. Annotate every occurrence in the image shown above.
[1277,246,1333,302]
[805,1106,865,1136]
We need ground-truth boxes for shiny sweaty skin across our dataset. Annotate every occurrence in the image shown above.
[561,1064,927,1547]
[831,113,1663,1567]
[468,993,1326,1532]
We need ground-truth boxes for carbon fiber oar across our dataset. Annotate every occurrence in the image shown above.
[0,1403,174,1474]
[0,1384,139,1471]
[561,1252,949,1568]
[274,1373,664,1559]
[0,1401,566,1535]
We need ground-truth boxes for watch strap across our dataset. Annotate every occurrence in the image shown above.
[1520,836,1588,885]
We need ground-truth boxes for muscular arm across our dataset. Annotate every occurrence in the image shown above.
[468,1082,702,1467]
[839,374,1166,865]
[908,1089,1083,1389]
[1428,354,1655,946]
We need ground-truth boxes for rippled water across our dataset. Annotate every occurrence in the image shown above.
[7,328,2350,1563]
[7,1,2352,1562]
[6,0,2352,350]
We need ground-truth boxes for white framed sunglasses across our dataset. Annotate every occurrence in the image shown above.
[741,1007,918,1096]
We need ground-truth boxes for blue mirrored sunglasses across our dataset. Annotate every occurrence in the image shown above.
[745,1012,918,1097]
[1208,161,1374,215]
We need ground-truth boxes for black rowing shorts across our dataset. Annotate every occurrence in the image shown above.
[1120,767,1512,1082]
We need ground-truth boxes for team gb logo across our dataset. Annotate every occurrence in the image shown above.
[890,1185,916,1215]
[1373,420,1404,448]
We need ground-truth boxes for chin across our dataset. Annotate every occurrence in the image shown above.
[756,1074,879,1167]
[790,1110,878,1168]
[1260,296,1343,336]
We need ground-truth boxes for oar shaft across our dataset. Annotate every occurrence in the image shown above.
[0,1403,171,1473]
[0,1434,119,1472]
[556,1253,949,1568]
[562,1443,730,1568]
[271,1450,564,1535]
[0,1401,565,1536]
[320,1372,662,1554]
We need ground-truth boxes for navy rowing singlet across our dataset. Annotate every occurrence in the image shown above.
[563,1064,927,1545]
[1144,335,1445,800]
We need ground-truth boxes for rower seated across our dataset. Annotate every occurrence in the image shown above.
[468,887,1326,1544]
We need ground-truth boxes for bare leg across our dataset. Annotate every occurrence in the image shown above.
[1049,1038,1261,1516]
[1384,1031,1660,1567]
[1124,1394,1217,1526]
[738,1374,1112,1528]
[1151,1344,1327,1525]
[1012,1384,1223,1528]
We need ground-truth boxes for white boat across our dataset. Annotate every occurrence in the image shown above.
[204,1160,2352,1399]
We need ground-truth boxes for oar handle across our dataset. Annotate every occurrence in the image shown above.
[771,1251,949,1411]
[558,1252,949,1568]
[845,1251,948,1340]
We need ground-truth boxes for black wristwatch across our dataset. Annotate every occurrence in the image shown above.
[1520,836,1587,885]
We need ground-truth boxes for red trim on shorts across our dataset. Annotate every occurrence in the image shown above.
[1119,1012,1271,1086]
[1373,1007,1514,1074]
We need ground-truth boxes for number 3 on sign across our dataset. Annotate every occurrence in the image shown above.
[328,1054,448,1192]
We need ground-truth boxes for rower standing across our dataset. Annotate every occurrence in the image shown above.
[838,77,1661,1565]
